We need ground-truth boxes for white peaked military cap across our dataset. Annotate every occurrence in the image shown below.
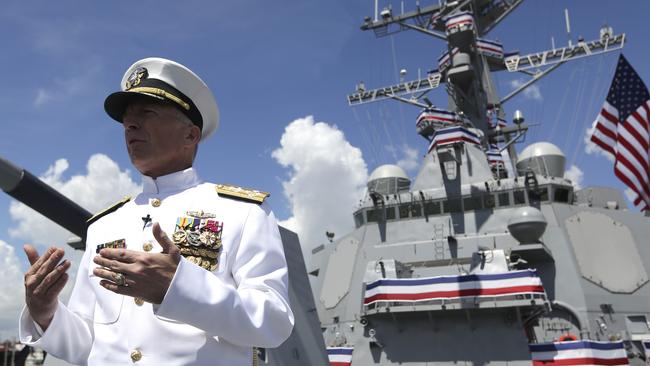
[104,57,219,141]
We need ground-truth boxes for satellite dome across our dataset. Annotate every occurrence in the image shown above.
[507,206,547,244]
[369,165,409,181]
[516,142,566,177]
[368,164,410,195]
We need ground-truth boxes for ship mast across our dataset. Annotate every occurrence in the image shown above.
[347,0,625,172]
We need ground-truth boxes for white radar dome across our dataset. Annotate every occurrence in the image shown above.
[369,165,409,181]
[516,142,566,178]
[507,206,547,244]
[368,164,411,195]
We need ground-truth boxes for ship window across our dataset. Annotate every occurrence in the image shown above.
[367,209,379,222]
[514,190,526,205]
[483,194,495,209]
[626,315,650,335]
[539,187,549,201]
[385,206,396,220]
[554,187,570,203]
[497,192,510,207]
[425,201,441,215]
[410,204,422,217]
[528,187,549,202]
[443,198,462,213]
[463,196,482,211]
[399,204,411,219]
[354,212,365,227]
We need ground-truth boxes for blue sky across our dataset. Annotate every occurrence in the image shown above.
[1,0,649,340]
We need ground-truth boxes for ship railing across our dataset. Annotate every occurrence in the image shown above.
[363,291,549,315]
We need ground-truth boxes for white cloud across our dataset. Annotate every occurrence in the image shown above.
[9,154,141,248]
[0,240,25,340]
[396,144,420,172]
[3,154,139,340]
[509,79,543,101]
[34,88,54,106]
[272,116,368,261]
[564,165,584,190]
[584,120,615,162]
[33,63,102,107]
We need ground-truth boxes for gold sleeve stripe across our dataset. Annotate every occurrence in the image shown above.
[128,87,191,110]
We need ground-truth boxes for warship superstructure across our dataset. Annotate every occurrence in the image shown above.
[309,1,650,365]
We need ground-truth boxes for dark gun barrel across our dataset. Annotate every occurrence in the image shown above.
[0,156,91,249]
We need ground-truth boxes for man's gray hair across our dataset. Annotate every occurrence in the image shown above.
[167,105,200,160]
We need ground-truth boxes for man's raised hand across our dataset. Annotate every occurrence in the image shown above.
[23,245,71,331]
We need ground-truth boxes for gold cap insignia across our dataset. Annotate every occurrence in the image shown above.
[125,67,148,90]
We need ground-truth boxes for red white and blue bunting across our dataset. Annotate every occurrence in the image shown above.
[327,347,353,366]
[438,47,459,73]
[476,38,504,59]
[486,145,505,166]
[363,269,545,306]
[427,126,482,152]
[444,11,475,34]
[417,108,463,134]
[529,340,629,366]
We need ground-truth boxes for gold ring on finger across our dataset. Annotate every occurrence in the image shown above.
[113,272,128,287]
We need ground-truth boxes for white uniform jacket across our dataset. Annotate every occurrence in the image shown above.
[19,168,294,365]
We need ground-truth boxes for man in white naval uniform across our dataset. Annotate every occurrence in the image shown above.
[19,57,294,365]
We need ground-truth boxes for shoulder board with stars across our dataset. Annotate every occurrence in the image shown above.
[86,196,131,225]
[215,184,269,205]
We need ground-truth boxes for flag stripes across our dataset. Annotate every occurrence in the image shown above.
[327,347,353,366]
[363,269,545,306]
[529,340,628,366]
[590,55,650,210]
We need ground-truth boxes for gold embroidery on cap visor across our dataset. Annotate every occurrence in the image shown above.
[128,87,191,111]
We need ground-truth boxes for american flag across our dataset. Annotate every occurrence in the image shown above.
[590,55,650,210]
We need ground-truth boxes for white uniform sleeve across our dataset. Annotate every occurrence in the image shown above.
[154,203,295,348]
[18,241,96,365]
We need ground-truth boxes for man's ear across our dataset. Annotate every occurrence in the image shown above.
[186,125,201,146]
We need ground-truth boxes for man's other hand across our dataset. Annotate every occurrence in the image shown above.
[93,222,181,304]
[23,245,71,331]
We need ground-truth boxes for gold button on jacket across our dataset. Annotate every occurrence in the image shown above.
[151,198,161,207]
[130,349,142,362]
[142,242,153,252]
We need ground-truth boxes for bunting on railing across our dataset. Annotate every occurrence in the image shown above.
[416,107,463,137]
[487,149,505,166]
[327,347,353,366]
[444,11,475,34]
[529,340,629,366]
[427,126,482,152]
[438,47,459,73]
[476,38,504,59]
[363,269,545,306]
